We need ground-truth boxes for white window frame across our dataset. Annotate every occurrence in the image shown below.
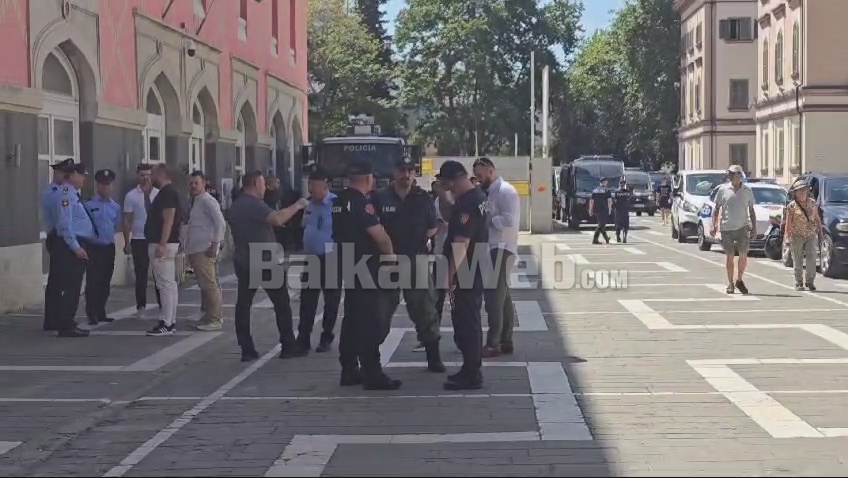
[269,126,277,177]
[235,113,246,184]
[144,85,166,164]
[762,130,770,172]
[189,100,205,173]
[776,126,785,171]
[792,123,801,167]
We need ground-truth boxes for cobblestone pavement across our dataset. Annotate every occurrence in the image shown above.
[1,216,847,476]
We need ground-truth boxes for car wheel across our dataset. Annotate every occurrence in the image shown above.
[697,224,711,251]
[648,211,655,217]
[820,235,844,278]
[636,211,642,217]
[677,221,686,243]
[671,221,678,239]
[781,241,793,268]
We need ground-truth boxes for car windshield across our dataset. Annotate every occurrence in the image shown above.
[753,188,787,205]
[686,173,727,195]
[316,142,402,178]
[625,173,652,191]
[574,162,624,192]
[825,178,848,203]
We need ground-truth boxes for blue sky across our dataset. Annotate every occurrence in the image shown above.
[384,0,626,37]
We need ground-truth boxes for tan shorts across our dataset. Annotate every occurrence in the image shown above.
[720,227,750,254]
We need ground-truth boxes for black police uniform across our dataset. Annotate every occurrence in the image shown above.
[440,161,488,390]
[372,171,444,373]
[331,161,401,390]
[591,183,612,244]
[613,184,632,243]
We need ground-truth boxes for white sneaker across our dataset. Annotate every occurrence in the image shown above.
[196,322,222,331]
[412,342,426,352]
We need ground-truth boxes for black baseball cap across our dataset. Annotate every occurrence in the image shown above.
[51,158,74,171]
[346,160,373,177]
[95,169,116,184]
[437,160,467,180]
[308,168,330,181]
[599,177,608,182]
[394,158,415,170]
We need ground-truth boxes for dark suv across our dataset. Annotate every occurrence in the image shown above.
[792,172,848,278]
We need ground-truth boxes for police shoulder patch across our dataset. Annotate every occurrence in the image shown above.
[61,199,70,207]
[364,203,375,215]
[459,213,470,224]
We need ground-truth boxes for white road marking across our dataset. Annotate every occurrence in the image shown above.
[567,254,589,265]
[527,362,592,441]
[645,231,665,236]
[657,262,688,272]
[618,299,674,328]
[622,247,646,255]
[379,330,405,366]
[0,441,22,456]
[703,283,762,300]
[104,345,282,477]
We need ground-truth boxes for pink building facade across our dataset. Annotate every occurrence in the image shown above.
[0,0,308,311]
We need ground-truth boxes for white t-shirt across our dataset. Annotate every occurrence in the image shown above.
[485,177,520,254]
[123,186,160,240]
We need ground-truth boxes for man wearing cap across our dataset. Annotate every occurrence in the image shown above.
[439,160,488,390]
[710,165,757,294]
[52,162,96,337]
[41,158,74,331]
[372,158,444,373]
[589,177,613,244]
[331,160,401,390]
[84,169,122,325]
[613,178,632,243]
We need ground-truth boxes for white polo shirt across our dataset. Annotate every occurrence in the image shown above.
[123,186,159,240]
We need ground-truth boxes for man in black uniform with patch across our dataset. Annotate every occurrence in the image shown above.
[438,160,488,390]
[613,178,632,243]
[589,177,613,244]
[372,159,445,373]
[331,161,402,390]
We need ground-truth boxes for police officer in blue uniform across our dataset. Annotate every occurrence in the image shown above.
[331,161,401,390]
[589,177,613,244]
[41,158,75,331]
[438,161,488,390]
[53,163,97,337]
[84,169,122,325]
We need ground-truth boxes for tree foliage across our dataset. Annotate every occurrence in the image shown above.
[307,0,400,139]
[394,0,582,156]
[356,0,395,100]
[566,0,680,168]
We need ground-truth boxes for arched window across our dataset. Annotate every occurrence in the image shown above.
[775,31,784,85]
[269,126,277,177]
[235,114,246,185]
[189,101,205,173]
[792,21,800,78]
[38,48,80,246]
[144,86,165,163]
[762,38,769,89]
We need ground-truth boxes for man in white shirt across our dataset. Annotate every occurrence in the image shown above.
[186,171,227,331]
[473,157,520,357]
[122,164,160,313]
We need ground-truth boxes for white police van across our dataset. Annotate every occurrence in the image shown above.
[696,180,788,252]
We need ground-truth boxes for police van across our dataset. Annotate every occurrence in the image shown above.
[557,155,625,229]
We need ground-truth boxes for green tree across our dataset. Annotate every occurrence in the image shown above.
[307,0,400,139]
[356,0,395,100]
[395,0,581,156]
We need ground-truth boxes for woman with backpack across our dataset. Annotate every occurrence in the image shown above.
[784,180,822,291]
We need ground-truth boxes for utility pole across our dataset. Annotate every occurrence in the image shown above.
[530,51,535,160]
[530,58,552,234]
[514,133,518,157]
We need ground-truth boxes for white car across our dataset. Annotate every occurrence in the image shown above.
[696,182,788,252]
[670,170,729,243]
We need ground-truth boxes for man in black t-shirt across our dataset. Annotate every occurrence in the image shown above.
[655,177,673,226]
[613,179,632,243]
[438,160,488,391]
[589,177,612,244]
[144,164,183,336]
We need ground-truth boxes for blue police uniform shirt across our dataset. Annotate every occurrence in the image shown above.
[303,192,336,255]
[40,182,66,234]
[55,186,96,251]
[85,194,120,245]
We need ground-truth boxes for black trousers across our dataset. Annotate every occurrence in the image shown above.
[593,216,611,243]
[234,262,296,354]
[43,233,62,330]
[131,239,160,309]
[52,239,90,332]
[451,287,484,374]
[615,214,630,237]
[85,243,116,320]
[297,254,342,344]
[339,282,390,373]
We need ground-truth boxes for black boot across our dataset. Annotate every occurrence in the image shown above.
[425,341,446,373]
[362,369,402,390]
[293,336,310,357]
[316,332,333,353]
[340,367,362,386]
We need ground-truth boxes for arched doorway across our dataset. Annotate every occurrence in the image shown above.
[234,102,258,187]
[189,100,205,173]
[144,86,165,163]
[235,113,246,185]
[270,111,289,187]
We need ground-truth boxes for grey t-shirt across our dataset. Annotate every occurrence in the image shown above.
[228,194,277,267]
[715,184,755,231]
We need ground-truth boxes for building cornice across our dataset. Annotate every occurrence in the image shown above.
[678,117,756,134]
[772,3,787,19]
[758,12,772,28]
[787,0,801,10]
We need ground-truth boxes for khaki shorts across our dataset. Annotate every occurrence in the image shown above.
[720,227,750,255]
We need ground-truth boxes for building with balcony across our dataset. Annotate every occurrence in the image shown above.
[755,0,848,184]
[0,0,307,312]
[674,0,758,172]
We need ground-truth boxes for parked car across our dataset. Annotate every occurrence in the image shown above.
[696,181,788,253]
[670,170,728,243]
[624,170,656,216]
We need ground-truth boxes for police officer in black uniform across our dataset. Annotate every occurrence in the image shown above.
[438,161,488,391]
[331,161,402,390]
[613,178,632,243]
[372,158,445,373]
[589,177,613,244]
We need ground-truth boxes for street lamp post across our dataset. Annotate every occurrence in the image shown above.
[793,79,803,174]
